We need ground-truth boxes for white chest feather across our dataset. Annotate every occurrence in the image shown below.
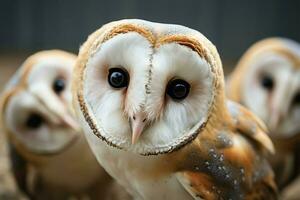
[85,131,193,200]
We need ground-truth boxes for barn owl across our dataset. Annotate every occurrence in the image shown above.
[72,19,277,199]
[0,50,129,200]
[227,38,300,189]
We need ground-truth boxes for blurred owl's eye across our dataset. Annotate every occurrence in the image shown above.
[167,79,190,100]
[293,92,300,105]
[53,78,65,94]
[108,68,129,88]
[26,114,43,129]
[261,75,274,91]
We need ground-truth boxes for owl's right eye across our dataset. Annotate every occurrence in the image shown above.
[26,113,43,129]
[166,79,190,100]
[108,68,129,88]
[261,75,274,91]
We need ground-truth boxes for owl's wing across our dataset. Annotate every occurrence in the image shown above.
[177,172,277,200]
[176,101,277,199]
[244,179,278,200]
[176,172,219,199]
[226,100,275,154]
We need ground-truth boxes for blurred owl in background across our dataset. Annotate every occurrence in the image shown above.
[0,50,129,200]
[72,19,277,199]
[227,38,300,190]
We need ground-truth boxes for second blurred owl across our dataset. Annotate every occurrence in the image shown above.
[0,50,129,200]
[227,38,300,188]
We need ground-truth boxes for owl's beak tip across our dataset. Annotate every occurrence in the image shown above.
[130,112,147,145]
[131,132,141,145]
[131,121,146,145]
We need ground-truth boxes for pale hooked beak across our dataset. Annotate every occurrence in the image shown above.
[268,97,288,133]
[130,112,147,144]
[32,88,80,132]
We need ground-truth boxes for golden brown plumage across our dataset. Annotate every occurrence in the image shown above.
[173,101,277,199]
[72,19,277,199]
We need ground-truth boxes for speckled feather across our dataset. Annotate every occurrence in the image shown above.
[175,101,277,199]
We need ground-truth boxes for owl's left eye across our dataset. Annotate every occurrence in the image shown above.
[108,68,129,88]
[166,79,190,100]
[53,78,65,94]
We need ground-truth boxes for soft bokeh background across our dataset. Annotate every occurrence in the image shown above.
[0,0,300,199]
[1,0,300,60]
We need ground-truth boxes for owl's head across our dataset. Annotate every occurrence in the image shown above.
[0,50,80,155]
[73,19,226,155]
[228,38,300,139]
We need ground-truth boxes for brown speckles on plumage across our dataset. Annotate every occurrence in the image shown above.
[216,132,233,148]
[173,99,277,199]
[182,172,217,199]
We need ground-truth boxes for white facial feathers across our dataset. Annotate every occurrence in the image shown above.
[83,31,214,154]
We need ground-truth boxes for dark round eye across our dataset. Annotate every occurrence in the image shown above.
[26,114,43,129]
[261,75,274,91]
[166,79,190,100]
[53,78,65,94]
[293,93,300,105]
[108,68,129,88]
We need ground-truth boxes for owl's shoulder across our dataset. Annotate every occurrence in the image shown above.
[174,100,278,199]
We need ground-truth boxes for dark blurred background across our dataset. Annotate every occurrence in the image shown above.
[1,0,300,62]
